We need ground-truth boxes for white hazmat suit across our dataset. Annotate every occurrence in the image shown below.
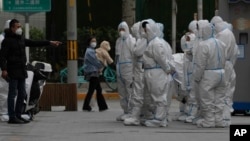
[124,21,147,125]
[178,20,198,122]
[189,20,210,125]
[115,21,136,121]
[193,22,227,128]
[214,21,239,126]
[0,20,11,121]
[141,19,173,127]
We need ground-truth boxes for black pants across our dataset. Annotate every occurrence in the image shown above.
[82,77,108,111]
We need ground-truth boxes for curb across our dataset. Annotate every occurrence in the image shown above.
[77,92,120,100]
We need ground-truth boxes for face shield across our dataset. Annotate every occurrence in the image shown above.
[181,33,196,53]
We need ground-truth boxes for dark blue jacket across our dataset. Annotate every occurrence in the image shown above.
[84,47,102,78]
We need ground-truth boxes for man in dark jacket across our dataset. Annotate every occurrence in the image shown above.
[0,19,61,124]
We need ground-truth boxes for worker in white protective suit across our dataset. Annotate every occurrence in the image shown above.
[185,20,209,124]
[141,19,173,127]
[156,22,175,120]
[177,20,210,123]
[177,20,198,122]
[124,20,171,126]
[0,20,11,122]
[213,20,239,127]
[193,22,227,128]
[123,21,147,125]
[115,21,136,121]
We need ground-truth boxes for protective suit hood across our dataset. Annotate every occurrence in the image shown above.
[197,20,209,39]
[140,19,158,41]
[210,16,223,25]
[131,21,141,39]
[214,21,230,34]
[156,22,164,38]
[188,20,198,33]
[181,33,196,52]
[118,21,130,39]
[201,22,214,40]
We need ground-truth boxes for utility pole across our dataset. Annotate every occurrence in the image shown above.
[197,0,203,20]
[172,0,177,53]
[215,0,219,16]
[67,0,78,84]
[24,13,31,63]
[122,0,136,27]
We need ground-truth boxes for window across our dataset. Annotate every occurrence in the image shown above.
[239,33,248,45]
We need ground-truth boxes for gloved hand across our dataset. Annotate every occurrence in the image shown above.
[109,62,116,70]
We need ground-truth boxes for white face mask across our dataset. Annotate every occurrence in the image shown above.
[15,28,22,35]
[119,31,126,38]
[90,42,97,48]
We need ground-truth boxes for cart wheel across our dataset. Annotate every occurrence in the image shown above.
[29,112,34,121]
[30,114,35,120]
[244,110,250,116]
[26,111,34,121]
[231,111,236,116]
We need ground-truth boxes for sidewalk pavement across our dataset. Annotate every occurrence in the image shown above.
[1,98,250,141]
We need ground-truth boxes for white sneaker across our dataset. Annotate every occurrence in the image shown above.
[124,117,140,126]
[222,119,231,127]
[144,119,168,127]
[197,121,215,128]
[192,116,203,125]
[185,116,195,123]
[116,114,130,121]
[21,114,31,121]
[0,114,9,122]
[215,121,228,128]
[177,114,187,121]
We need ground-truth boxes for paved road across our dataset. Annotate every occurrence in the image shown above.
[0,99,249,141]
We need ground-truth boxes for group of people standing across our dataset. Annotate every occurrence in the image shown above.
[0,16,238,128]
[175,16,238,128]
[114,16,238,128]
[115,19,174,127]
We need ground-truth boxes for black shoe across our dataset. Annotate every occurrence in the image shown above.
[99,108,108,112]
[82,107,92,112]
[16,116,30,123]
[8,117,25,124]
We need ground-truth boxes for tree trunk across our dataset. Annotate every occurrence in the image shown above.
[122,0,136,27]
